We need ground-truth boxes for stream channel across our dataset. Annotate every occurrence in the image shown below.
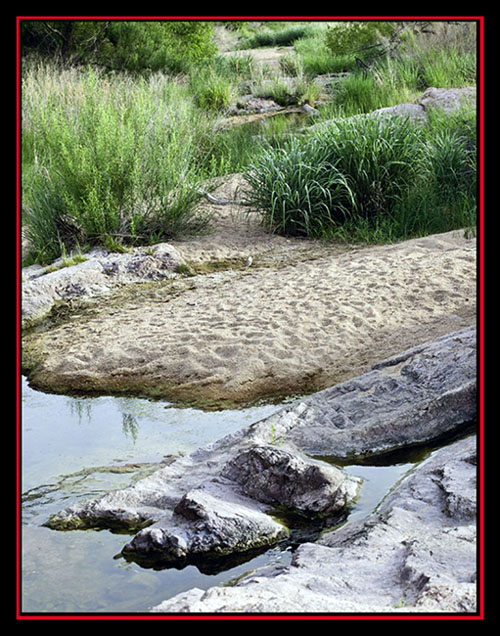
[21,375,424,614]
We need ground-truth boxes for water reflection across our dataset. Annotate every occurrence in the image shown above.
[20,376,286,614]
[21,376,282,493]
[20,377,426,614]
[121,412,139,442]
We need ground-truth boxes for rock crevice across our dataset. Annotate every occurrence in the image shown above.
[44,326,476,598]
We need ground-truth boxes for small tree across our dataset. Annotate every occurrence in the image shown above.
[106,21,217,73]
[325,21,399,66]
[20,20,217,73]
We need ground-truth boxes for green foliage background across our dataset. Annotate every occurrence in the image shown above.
[20,19,478,263]
[21,20,217,73]
[325,21,395,60]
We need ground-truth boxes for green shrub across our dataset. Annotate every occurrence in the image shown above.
[418,49,477,89]
[329,45,476,117]
[22,64,214,263]
[293,32,356,75]
[189,65,235,110]
[325,21,395,62]
[243,109,476,242]
[21,20,217,74]
[395,21,477,89]
[216,53,255,79]
[425,114,476,199]
[321,115,423,218]
[332,67,419,117]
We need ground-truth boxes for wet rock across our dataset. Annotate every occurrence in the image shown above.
[122,484,289,565]
[22,243,184,328]
[228,95,283,115]
[221,445,359,515]
[250,326,476,460]
[152,435,477,614]
[46,444,361,564]
[44,327,475,571]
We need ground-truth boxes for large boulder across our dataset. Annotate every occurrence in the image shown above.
[152,434,477,614]
[371,86,476,123]
[247,325,476,460]
[44,327,476,570]
[220,444,356,514]
[417,86,476,113]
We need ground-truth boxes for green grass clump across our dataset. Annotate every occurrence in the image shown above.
[243,107,476,242]
[243,135,354,237]
[239,24,319,49]
[188,55,254,111]
[331,72,409,116]
[293,31,357,76]
[392,107,477,238]
[22,64,215,263]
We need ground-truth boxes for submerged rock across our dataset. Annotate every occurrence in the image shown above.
[44,327,475,571]
[46,443,361,565]
[152,434,477,614]
[123,483,290,566]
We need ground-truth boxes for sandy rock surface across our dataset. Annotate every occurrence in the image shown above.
[22,177,476,409]
[21,85,478,409]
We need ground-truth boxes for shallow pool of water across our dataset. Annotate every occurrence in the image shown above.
[20,376,416,615]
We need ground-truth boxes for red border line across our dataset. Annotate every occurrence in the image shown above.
[16,15,485,621]
[477,14,485,623]
[16,14,22,621]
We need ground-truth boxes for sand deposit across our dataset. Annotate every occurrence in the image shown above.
[22,174,477,409]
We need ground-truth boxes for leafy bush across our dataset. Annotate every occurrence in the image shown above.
[21,20,217,73]
[293,31,357,75]
[22,65,214,263]
[325,21,396,62]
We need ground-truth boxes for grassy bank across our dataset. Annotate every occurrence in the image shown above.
[243,106,477,242]
[22,64,219,263]
[21,20,478,264]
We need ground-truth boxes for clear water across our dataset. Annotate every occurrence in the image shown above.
[20,376,415,615]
